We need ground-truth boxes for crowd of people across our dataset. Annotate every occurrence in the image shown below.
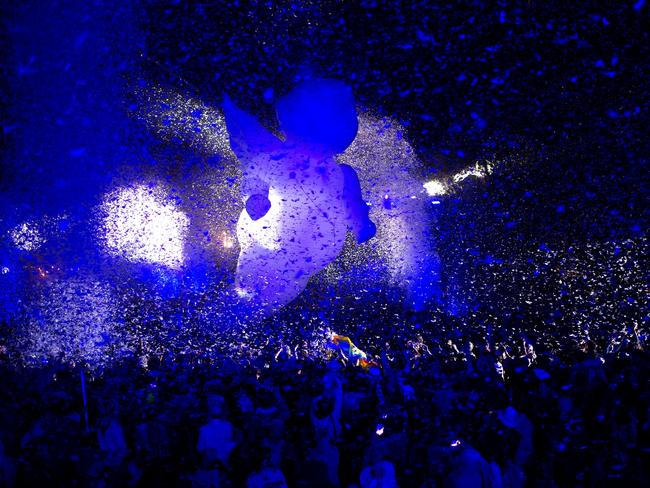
[1,311,648,487]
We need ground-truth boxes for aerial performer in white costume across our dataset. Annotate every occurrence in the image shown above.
[223,79,376,310]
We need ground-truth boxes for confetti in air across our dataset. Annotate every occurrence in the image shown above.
[337,112,440,307]
[1,6,648,485]
[98,184,190,269]
[19,277,129,368]
[9,221,46,251]
[131,83,236,161]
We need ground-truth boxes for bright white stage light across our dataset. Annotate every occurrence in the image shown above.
[452,162,493,183]
[100,184,189,269]
[424,162,494,197]
[423,180,447,196]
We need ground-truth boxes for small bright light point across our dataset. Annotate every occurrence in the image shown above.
[10,221,45,251]
[1,267,9,274]
[423,180,447,196]
[376,424,384,436]
[222,233,234,248]
[100,184,189,269]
